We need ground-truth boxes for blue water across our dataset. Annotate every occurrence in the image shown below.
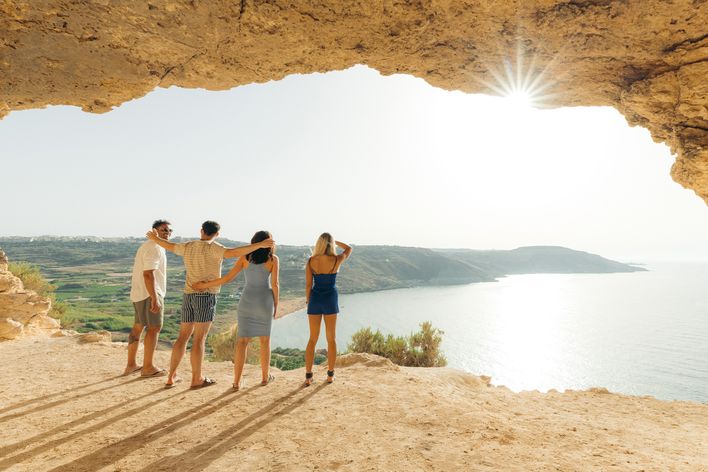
[270,262,708,403]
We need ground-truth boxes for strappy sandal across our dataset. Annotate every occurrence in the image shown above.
[303,371,313,387]
[261,373,275,386]
[327,370,335,384]
[190,377,216,390]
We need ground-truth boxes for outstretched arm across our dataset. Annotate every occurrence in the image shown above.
[145,229,178,252]
[223,238,275,259]
[271,256,280,318]
[192,258,245,290]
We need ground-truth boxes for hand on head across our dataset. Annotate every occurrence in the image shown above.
[259,238,275,250]
[146,229,158,240]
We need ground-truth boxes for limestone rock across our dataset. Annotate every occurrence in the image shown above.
[0,318,23,340]
[52,328,79,338]
[0,250,61,339]
[336,352,400,371]
[77,330,112,344]
[0,2,706,201]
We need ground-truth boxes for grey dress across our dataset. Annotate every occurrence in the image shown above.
[237,262,274,337]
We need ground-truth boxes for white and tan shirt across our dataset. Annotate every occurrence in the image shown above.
[174,240,227,294]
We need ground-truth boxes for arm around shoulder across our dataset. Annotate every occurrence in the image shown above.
[146,229,179,253]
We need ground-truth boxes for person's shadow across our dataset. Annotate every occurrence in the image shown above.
[138,383,327,472]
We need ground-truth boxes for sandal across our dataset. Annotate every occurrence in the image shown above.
[327,370,335,384]
[303,372,313,387]
[261,373,275,386]
[190,377,217,390]
[233,379,245,391]
[164,376,182,389]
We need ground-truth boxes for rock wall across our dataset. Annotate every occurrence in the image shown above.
[0,1,706,199]
[0,249,61,340]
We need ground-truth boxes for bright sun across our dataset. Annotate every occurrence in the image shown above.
[505,89,534,109]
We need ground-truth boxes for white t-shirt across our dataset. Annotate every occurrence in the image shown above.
[130,240,167,302]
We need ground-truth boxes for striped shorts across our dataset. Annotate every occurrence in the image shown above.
[181,293,218,323]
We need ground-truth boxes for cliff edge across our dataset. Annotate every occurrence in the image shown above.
[0,337,705,471]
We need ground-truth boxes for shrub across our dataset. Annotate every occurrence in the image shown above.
[208,323,260,363]
[8,261,66,319]
[348,321,447,367]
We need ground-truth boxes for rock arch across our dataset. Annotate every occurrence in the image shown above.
[1,1,706,199]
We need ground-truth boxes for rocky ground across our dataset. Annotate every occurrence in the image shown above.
[0,336,706,471]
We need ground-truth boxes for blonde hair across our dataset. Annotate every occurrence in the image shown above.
[312,232,336,257]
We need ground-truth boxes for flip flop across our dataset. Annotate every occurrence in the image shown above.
[190,377,217,390]
[164,377,182,389]
[141,368,167,378]
[123,365,142,376]
[261,374,275,386]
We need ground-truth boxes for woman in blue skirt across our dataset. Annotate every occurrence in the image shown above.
[193,230,279,390]
[304,233,352,386]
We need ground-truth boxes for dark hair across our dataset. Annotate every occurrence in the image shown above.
[152,219,171,229]
[247,230,273,264]
[202,220,220,236]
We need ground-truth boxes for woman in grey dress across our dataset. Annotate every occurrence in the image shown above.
[193,230,280,389]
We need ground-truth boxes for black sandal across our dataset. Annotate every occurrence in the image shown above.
[327,370,335,384]
[303,372,313,387]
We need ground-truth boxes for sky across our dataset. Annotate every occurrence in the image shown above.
[2,65,708,262]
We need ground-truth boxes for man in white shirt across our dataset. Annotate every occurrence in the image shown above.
[124,219,172,377]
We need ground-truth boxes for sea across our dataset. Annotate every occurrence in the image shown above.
[270,262,708,403]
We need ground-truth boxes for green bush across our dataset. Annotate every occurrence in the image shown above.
[8,261,67,319]
[208,324,260,363]
[348,321,447,367]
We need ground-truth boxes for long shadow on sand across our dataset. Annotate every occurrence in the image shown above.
[48,385,263,472]
[138,383,328,472]
[0,385,176,471]
[0,374,142,424]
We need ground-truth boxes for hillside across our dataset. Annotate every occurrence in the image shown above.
[0,336,705,471]
[0,238,644,339]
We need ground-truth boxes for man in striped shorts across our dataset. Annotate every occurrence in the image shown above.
[147,220,274,389]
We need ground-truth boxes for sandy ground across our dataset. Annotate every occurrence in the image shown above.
[0,336,706,472]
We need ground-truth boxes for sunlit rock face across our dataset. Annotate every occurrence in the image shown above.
[0,250,61,340]
[1,1,706,199]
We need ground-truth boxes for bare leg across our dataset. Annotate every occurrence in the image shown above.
[166,322,194,385]
[259,336,271,383]
[233,337,250,388]
[190,322,213,386]
[124,323,144,374]
[305,315,322,385]
[141,325,162,375]
[323,314,337,381]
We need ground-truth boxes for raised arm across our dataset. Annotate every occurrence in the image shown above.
[305,257,313,304]
[271,256,280,318]
[335,240,352,262]
[145,229,178,252]
[223,238,275,259]
[192,258,245,291]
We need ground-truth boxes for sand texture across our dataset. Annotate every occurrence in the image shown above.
[0,336,706,471]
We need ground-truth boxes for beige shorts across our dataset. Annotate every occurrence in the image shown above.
[133,296,164,327]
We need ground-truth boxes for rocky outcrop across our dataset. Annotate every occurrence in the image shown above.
[0,2,706,201]
[0,250,61,340]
